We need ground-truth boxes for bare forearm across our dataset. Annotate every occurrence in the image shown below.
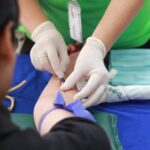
[18,0,48,32]
[34,76,75,135]
[92,0,144,51]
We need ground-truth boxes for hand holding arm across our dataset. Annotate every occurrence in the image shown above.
[34,76,76,135]
[61,0,144,107]
[61,37,110,108]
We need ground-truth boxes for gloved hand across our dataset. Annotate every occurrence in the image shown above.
[30,21,70,78]
[61,37,111,108]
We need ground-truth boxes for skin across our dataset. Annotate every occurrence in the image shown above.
[0,23,16,102]
[92,0,144,51]
[34,76,77,135]
[34,52,80,136]
[18,0,144,52]
[18,0,48,32]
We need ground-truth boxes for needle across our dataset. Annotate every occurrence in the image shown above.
[59,77,65,86]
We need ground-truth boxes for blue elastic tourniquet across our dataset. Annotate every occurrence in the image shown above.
[54,91,96,122]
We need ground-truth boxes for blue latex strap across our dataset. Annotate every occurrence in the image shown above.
[54,91,96,122]
[38,91,96,132]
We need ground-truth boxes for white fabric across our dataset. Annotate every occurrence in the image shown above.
[31,21,70,78]
[61,37,110,108]
[106,85,150,103]
[77,82,150,104]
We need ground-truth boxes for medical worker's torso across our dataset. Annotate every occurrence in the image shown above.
[20,0,150,49]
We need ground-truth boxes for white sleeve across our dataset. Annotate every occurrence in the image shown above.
[106,85,150,103]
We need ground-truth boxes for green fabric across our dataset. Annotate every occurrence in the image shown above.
[109,49,150,86]
[93,111,123,150]
[18,0,150,48]
[11,112,122,150]
[11,114,35,129]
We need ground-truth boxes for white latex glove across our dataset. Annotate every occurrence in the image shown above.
[61,37,111,108]
[31,21,70,78]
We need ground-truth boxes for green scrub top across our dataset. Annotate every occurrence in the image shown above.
[18,0,150,49]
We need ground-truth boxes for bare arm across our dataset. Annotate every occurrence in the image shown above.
[33,52,80,135]
[34,76,77,135]
[18,0,48,32]
[92,0,144,51]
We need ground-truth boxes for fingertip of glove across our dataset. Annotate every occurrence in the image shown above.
[73,95,79,101]
[56,71,64,79]
[73,94,82,101]
[82,101,90,109]
[60,83,70,91]
[60,85,66,90]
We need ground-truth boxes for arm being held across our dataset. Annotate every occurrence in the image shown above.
[34,76,75,135]
[33,75,111,150]
[34,74,96,135]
